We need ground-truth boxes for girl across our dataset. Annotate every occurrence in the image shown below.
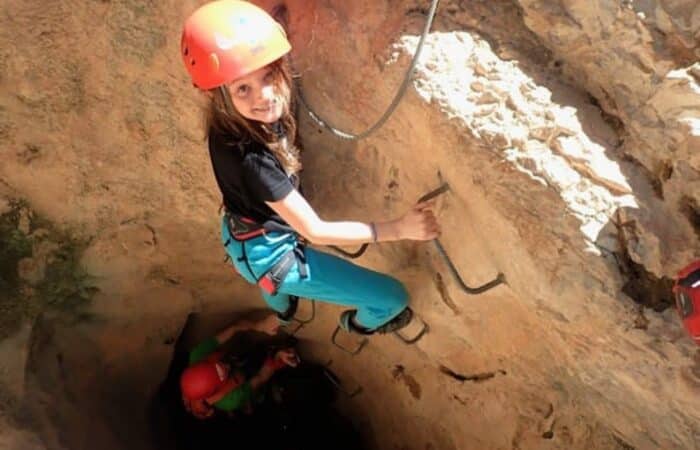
[180,314,297,419]
[180,0,440,336]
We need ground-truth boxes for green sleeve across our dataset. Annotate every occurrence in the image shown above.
[213,382,253,411]
[188,337,220,364]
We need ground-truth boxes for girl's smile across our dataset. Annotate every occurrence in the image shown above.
[228,65,284,123]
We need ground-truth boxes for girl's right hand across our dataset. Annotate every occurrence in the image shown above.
[396,201,441,241]
[274,348,300,367]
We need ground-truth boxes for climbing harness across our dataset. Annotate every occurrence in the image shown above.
[294,0,441,141]
[224,213,316,332]
[224,212,308,296]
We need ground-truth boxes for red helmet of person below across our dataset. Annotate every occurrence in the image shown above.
[181,0,291,90]
[672,260,700,345]
[180,361,226,400]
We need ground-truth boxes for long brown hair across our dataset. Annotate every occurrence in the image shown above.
[206,58,301,174]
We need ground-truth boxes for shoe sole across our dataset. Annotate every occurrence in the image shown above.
[373,308,414,334]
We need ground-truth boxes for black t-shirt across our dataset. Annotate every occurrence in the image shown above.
[208,128,299,230]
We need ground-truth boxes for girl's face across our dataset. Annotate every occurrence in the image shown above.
[228,65,285,124]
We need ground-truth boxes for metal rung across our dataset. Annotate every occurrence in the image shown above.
[285,300,316,335]
[328,243,368,259]
[331,326,369,355]
[394,316,429,344]
[323,366,363,398]
[294,299,315,324]
[419,181,507,295]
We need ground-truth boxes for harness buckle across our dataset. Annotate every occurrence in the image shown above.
[257,250,297,295]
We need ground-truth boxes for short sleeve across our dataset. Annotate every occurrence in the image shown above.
[213,382,253,411]
[188,337,220,365]
[242,151,294,202]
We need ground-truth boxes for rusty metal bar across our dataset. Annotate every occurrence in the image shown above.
[420,182,507,294]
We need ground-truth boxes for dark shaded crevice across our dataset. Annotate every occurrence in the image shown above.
[436,0,555,69]
[433,272,460,315]
[612,214,675,312]
[646,159,674,200]
[613,435,636,450]
[679,195,700,241]
[150,313,369,450]
[144,223,158,246]
[616,256,675,312]
[619,153,666,200]
[632,306,650,330]
[405,6,430,16]
[586,92,625,136]
[392,365,422,400]
[439,365,507,383]
[451,394,467,406]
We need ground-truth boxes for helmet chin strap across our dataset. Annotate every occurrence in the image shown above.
[219,85,236,116]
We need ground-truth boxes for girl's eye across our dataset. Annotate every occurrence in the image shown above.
[236,85,249,96]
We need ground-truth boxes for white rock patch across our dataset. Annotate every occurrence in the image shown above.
[395,32,638,251]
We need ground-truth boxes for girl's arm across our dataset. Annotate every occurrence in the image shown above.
[213,320,255,344]
[266,189,440,246]
[248,349,298,390]
[214,314,279,344]
[205,350,298,406]
[205,376,246,405]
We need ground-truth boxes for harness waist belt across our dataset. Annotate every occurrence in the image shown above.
[226,214,265,241]
[224,211,307,295]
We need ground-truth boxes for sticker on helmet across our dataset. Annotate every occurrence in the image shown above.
[215,32,239,50]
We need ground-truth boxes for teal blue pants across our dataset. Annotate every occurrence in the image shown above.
[221,217,408,330]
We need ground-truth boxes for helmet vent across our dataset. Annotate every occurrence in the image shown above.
[183,47,189,56]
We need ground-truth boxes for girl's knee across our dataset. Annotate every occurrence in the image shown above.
[387,279,409,311]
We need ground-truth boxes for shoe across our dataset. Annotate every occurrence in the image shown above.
[338,310,374,335]
[339,308,414,335]
[277,296,299,323]
[372,307,414,334]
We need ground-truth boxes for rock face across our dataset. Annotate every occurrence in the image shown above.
[0,1,698,450]
[517,0,700,276]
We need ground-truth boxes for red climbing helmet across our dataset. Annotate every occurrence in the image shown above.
[672,260,700,345]
[181,0,291,90]
[180,361,225,400]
